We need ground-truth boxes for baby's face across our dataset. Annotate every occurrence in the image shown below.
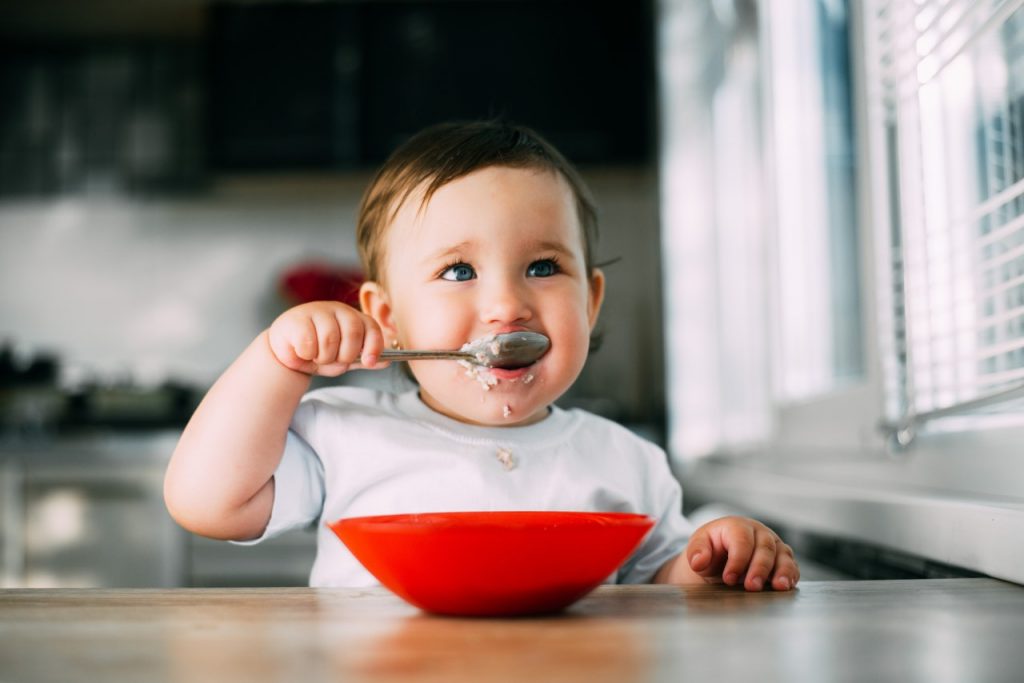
[370,166,604,426]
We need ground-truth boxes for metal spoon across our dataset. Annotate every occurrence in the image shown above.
[378,331,550,369]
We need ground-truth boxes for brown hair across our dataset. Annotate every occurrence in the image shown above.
[356,120,599,285]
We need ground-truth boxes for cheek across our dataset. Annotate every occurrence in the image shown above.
[552,297,595,342]
[410,361,460,388]
[391,294,458,345]
[544,311,593,375]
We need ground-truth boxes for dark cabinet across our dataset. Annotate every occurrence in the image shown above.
[0,43,204,196]
[208,0,655,170]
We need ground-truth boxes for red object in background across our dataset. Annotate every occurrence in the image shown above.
[280,263,364,307]
[328,511,655,617]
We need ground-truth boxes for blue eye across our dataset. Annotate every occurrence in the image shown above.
[441,263,476,281]
[527,259,559,277]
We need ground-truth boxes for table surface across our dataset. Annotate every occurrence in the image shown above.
[2,579,1023,683]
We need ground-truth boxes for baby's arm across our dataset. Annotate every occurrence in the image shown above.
[163,302,384,541]
[653,516,801,591]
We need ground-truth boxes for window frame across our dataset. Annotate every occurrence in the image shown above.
[759,0,889,455]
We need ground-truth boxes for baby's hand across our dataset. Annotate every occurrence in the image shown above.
[267,301,385,376]
[686,516,800,591]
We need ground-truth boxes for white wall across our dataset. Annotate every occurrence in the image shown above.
[0,174,368,388]
[0,168,663,421]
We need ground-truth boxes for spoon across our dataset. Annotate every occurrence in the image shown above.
[378,331,550,369]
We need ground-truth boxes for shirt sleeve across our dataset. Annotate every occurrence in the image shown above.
[230,429,325,545]
[616,449,694,584]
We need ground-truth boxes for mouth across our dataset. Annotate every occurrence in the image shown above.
[488,333,546,378]
[490,357,534,370]
[488,365,535,381]
[457,328,547,388]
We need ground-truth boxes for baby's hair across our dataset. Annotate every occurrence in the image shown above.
[356,120,600,286]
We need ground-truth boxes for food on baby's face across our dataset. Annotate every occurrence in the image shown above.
[503,404,512,418]
[456,333,541,397]
[459,334,503,366]
[457,333,504,391]
[457,359,498,390]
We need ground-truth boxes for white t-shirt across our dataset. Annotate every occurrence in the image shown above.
[239,386,693,586]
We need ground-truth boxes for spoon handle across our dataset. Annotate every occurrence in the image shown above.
[377,349,475,362]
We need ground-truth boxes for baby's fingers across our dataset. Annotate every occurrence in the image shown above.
[311,311,344,367]
[330,309,365,368]
[268,317,319,373]
[742,530,779,591]
[359,318,385,367]
[290,316,320,362]
[686,531,715,574]
[721,524,755,587]
[769,543,800,591]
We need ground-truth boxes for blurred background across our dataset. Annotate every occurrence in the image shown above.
[2,0,1023,588]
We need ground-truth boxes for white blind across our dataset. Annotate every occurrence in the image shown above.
[875,0,1024,433]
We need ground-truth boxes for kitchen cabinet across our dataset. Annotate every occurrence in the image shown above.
[0,44,204,196]
[7,459,176,588]
[187,530,315,588]
[208,1,654,170]
[0,433,178,588]
[0,432,315,588]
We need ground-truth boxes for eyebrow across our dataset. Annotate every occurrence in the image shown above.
[531,239,575,257]
[420,238,576,265]
[423,240,476,265]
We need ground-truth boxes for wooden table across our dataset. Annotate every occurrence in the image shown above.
[2,579,1023,682]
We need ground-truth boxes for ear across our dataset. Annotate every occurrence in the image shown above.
[587,268,606,329]
[359,280,398,343]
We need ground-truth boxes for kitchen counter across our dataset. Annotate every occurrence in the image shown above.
[2,579,1023,682]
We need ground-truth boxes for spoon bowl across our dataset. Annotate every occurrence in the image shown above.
[461,331,550,368]
[378,331,550,368]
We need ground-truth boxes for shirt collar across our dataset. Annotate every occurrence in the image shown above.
[393,390,577,447]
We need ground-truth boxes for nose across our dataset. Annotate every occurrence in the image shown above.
[478,273,533,325]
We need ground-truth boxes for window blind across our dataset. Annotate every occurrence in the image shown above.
[874,0,1024,441]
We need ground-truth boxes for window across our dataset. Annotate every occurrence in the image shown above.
[766,0,864,402]
[658,0,863,459]
[658,0,770,456]
[871,0,1024,441]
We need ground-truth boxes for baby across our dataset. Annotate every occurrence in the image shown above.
[164,121,800,591]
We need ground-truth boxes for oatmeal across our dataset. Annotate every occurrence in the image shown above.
[460,333,498,365]
[458,359,498,391]
[458,333,503,390]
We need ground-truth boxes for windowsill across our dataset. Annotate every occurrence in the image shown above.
[680,450,1024,585]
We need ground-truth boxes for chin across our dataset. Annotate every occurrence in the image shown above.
[469,409,544,427]
[430,392,548,427]
[418,362,568,425]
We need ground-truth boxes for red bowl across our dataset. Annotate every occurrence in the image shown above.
[328,511,654,617]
